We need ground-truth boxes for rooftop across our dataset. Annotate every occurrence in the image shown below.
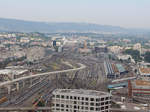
[111,63,119,73]
[116,64,126,73]
[135,80,150,86]
[139,68,150,74]
[53,89,110,97]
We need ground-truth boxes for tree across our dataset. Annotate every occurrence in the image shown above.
[123,49,141,62]
[144,52,150,63]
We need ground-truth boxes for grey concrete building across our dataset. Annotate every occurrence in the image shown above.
[52,89,112,112]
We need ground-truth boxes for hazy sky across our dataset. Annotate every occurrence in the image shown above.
[0,0,150,28]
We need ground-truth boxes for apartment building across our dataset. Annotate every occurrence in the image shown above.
[52,89,112,112]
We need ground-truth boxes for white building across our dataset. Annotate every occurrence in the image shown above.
[52,89,112,112]
[20,37,30,43]
[117,54,135,63]
[133,43,142,54]
[108,46,123,54]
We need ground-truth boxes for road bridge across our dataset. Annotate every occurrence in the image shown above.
[112,77,136,83]
[0,63,86,94]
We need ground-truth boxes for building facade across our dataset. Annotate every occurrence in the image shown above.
[52,89,112,112]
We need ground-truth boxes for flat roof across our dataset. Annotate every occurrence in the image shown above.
[116,64,125,73]
[112,63,119,73]
[139,68,150,74]
[135,80,150,86]
[53,89,110,97]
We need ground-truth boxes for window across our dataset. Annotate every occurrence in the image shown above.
[90,102,94,106]
[74,105,77,109]
[105,106,108,109]
[82,97,84,100]
[101,107,104,110]
[105,97,109,100]
[90,107,94,110]
[105,101,109,105]
[81,102,84,105]
[56,108,60,110]
[74,96,77,100]
[56,95,60,98]
[110,96,112,100]
[86,97,88,101]
[96,98,100,102]
[66,105,69,108]
[96,103,100,106]
[101,102,104,105]
[85,102,88,105]
[85,107,88,110]
[81,106,84,109]
[66,96,69,99]
[96,108,100,111]
[78,97,80,100]
[101,98,104,101]
[61,104,64,107]
[90,98,94,101]
[61,95,64,99]
[56,104,60,107]
[70,96,72,99]
[74,101,77,104]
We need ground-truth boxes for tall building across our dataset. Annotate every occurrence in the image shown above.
[52,89,112,112]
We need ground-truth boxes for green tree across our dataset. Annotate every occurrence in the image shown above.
[144,52,150,63]
[123,49,141,62]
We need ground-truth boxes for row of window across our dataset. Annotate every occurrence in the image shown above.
[53,105,109,111]
[53,101,110,107]
[54,95,110,101]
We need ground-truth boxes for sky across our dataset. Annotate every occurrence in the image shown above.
[0,0,150,29]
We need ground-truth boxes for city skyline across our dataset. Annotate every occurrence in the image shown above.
[0,0,150,29]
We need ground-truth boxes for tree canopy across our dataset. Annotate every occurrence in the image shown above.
[123,49,141,62]
[144,51,150,63]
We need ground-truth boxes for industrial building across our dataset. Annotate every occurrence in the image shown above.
[104,60,115,79]
[104,61,127,79]
[129,80,150,97]
[52,89,112,112]
[108,82,128,90]
[115,64,127,75]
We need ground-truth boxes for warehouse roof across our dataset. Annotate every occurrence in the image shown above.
[116,64,126,73]
[135,80,150,86]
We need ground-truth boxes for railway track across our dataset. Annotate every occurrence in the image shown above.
[0,79,50,107]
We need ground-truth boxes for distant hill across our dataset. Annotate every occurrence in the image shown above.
[0,18,127,33]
